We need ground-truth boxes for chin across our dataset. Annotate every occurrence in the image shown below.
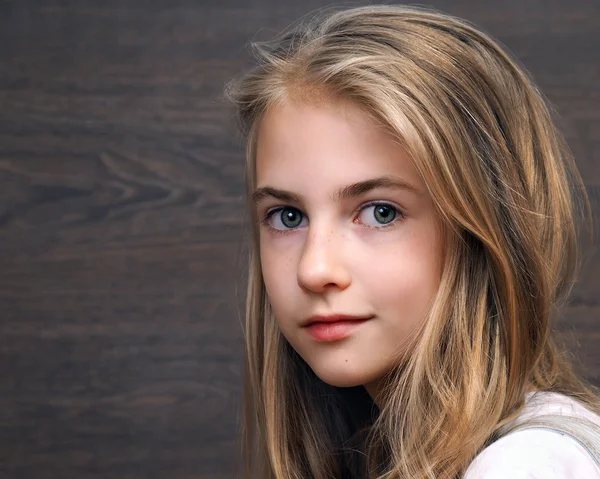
[310,362,378,389]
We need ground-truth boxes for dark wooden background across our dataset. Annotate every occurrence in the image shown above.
[0,1,598,478]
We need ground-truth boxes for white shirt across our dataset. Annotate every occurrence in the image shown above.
[464,392,600,478]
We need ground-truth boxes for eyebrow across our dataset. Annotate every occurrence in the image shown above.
[252,175,421,206]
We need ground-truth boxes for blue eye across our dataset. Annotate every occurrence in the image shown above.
[279,208,303,228]
[357,203,402,227]
[265,207,307,230]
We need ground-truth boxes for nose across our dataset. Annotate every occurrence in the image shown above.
[297,225,352,293]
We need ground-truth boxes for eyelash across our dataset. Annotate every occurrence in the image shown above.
[260,202,405,235]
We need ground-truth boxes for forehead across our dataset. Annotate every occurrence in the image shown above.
[255,98,425,192]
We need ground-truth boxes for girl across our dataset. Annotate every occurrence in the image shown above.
[226,5,600,478]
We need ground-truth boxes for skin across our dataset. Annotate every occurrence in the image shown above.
[254,96,443,401]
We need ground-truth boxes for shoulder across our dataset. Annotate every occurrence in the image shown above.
[464,392,600,479]
[518,392,600,425]
[463,428,600,479]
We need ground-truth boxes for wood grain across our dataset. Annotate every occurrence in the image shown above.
[0,1,598,477]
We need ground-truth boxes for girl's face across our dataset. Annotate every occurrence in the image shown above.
[254,97,443,399]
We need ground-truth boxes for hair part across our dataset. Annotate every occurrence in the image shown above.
[226,5,598,478]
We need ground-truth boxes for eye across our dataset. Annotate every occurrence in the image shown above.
[265,207,307,230]
[357,203,402,227]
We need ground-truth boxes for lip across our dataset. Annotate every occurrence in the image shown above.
[303,314,373,342]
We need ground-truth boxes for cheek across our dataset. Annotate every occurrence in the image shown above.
[259,238,297,314]
[362,239,441,314]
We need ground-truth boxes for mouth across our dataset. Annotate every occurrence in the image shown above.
[303,314,373,342]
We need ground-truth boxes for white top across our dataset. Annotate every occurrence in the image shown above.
[464,392,600,478]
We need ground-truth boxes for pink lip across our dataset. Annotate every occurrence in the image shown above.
[303,315,373,342]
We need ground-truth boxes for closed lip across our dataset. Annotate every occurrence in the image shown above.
[302,314,374,327]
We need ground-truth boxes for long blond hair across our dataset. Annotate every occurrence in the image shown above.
[226,5,598,478]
